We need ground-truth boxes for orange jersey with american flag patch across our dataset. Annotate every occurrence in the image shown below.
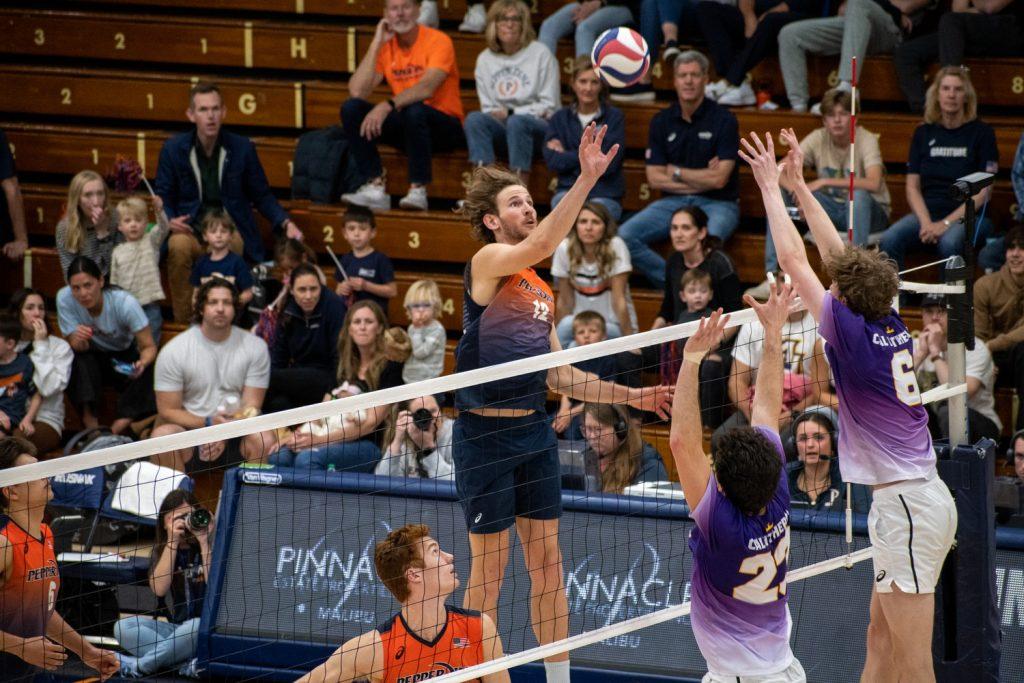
[378,606,484,683]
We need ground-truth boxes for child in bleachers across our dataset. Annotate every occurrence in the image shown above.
[402,279,447,384]
[552,311,620,436]
[334,207,397,310]
[109,195,170,344]
[190,209,254,307]
[0,315,36,437]
[252,238,325,345]
[661,268,715,384]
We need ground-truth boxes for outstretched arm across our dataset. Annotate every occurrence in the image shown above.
[472,123,620,282]
[669,310,729,511]
[780,128,846,259]
[295,631,381,683]
[744,283,795,433]
[740,131,827,323]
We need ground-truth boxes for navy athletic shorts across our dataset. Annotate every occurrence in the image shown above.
[453,411,562,534]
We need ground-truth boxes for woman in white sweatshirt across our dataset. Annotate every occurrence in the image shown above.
[9,288,73,454]
[465,0,561,180]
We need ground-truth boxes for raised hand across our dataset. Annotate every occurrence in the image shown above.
[778,128,806,189]
[738,131,781,191]
[578,123,619,182]
[683,309,731,360]
[743,280,796,332]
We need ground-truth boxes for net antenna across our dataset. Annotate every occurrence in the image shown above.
[843,55,859,566]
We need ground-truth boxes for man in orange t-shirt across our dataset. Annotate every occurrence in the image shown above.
[295,524,509,683]
[341,0,466,213]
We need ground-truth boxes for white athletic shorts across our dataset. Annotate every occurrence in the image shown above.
[702,659,806,683]
[868,475,957,594]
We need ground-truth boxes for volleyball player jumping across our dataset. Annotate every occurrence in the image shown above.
[672,285,807,683]
[455,123,673,683]
[741,130,956,682]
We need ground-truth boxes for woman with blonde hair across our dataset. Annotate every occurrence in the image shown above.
[269,300,403,471]
[465,0,560,180]
[551,202,637,347]
[879,66,1000,272]
[581,403,667,494]
[55,170,120,279]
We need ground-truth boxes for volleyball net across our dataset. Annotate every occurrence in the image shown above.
[0,259,989,682]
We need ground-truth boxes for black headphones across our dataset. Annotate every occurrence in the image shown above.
[786,409,838,460]
[610,405,630,442]
[1006,429,1024,462]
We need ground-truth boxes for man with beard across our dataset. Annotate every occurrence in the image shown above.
[150,278,271,472]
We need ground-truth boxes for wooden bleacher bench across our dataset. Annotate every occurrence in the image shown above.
[6,122,1018,231]
[5,7,1024,110]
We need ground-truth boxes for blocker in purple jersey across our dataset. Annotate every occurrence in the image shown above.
[818,292,936,486]
[688,426,796,678]
[590,27,650,88]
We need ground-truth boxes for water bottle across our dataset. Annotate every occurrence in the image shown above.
[218,394,240,418]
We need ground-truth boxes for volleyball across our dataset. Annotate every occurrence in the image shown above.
[591,27,651,88]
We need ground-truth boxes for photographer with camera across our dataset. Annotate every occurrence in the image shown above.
[113,490,212,678]
[376,395,454,480]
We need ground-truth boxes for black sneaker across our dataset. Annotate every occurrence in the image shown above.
[662,40,680,63]
[610,82,656,103]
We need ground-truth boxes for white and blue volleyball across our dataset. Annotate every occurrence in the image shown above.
[590,27,651,88]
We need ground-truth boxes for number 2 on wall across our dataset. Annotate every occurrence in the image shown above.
[733,526,790,605]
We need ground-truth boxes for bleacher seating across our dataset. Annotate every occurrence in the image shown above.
[1,0,1021,450]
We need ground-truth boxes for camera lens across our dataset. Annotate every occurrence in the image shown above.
[187,508,211,531]
[411,408,434,431]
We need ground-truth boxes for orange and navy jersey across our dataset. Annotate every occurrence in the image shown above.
[455,264,554,412]
[378,606,484,683]
[0,519,59,640]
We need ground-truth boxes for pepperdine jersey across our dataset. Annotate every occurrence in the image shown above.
[377,606,484,683]
[455,263,554,412]
[688,426,794,677]
[818,292,935,485]
[0,518,59,677]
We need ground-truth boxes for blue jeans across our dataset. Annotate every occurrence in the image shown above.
[764,189,889,271]
[143,302,162,346]
[340,98,465,185]
[550,190,623,222]
[464,111,547,172]
[973,236,1012,272]
[114,616,198,675]
[555,314,622,348]
[640,0,696,57]
[539,3,635,56]
[618,195,741,288]
[879,213,994,272]
[269,439,381,471]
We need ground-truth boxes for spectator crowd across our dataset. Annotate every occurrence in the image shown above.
[1,0,1024,510]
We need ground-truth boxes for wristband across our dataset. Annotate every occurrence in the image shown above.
[205,416,213,428]
[386,98,396,112]
[683,351,705,365]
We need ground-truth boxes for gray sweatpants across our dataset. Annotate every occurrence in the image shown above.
[778,0,902,110]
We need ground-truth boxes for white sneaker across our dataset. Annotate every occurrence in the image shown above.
[418,0,439,27]
[744,279,772,302]
[716,81,756,107]
[399,186,428,211]
[809,101,822,116]
[705,79,729,101]
[459,3,486,32]
[342,181,391,212]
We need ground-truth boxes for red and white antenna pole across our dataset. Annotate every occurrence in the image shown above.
[847,56,857,245]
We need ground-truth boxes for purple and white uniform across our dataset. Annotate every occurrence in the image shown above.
[818,293,935,485]
[689,426,794,677]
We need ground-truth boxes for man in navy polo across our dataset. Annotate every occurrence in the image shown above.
[618,51,740,289]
